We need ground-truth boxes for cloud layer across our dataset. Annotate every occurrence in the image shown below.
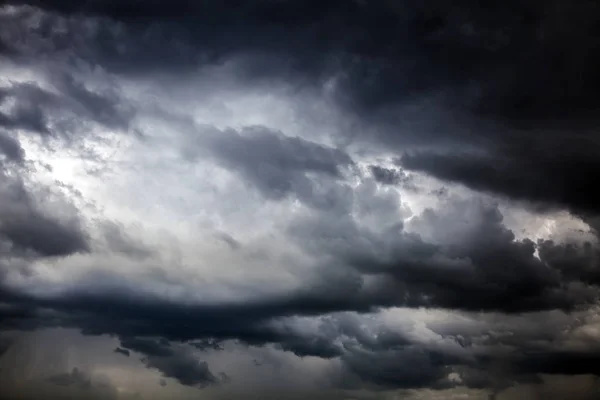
[1,1,600,399]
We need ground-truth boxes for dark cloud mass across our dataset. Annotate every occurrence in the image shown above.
[0,75,134,137]
[1,1,600,399]
[118,337,222,388]
[369,165,413,188]
[113,347,130,357]
[2,0,593,213]
[0,168,89,257]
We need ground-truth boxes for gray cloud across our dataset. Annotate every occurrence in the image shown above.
[400,145,600,215]
[369,165,413,187]
[290,194,596,313]
[113,347,130,357]
[188,125,354,204]
[48,367,92,388]
[119,337,223,389]
[1,1,600,398]
[1,194,599,389]
[0,73,133,137]
[0,168,89,257]
[340,346,455,390]
[0,84,49,135]
[1,180,599,396]
[1,1,598,218]
[0,131,25,162]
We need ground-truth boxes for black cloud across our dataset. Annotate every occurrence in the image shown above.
[1,196,599,391]
[3,1,597,117]
[6,0,597,215]
[290,195,596,313]
[400,146,600,214]
[3,1,599,215]
[0,84,49,135]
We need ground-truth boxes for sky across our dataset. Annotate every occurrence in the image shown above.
[1,1,600,399]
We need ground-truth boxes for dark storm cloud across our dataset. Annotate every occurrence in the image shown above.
[0,168,89,257]
[1,0,600,395]
[340,346,456,390]
[1,196,599,390]
[119,337,173,358]
[118,336,223,388]
[1,287,600,392]
[538,240,600,286]
[0,280,378,349]
[0,194,596,331]
[0,74,133,137]
[190,338,224,352]
[400,144,600,214]
[0,131,24,162]
[50,71,134,131]
[289,195,597,313]
[277,334,342,359]
[0,1,563,106]
[140,352,221,388]
[5,0,600,215]
[0,210,89,257]
[438,309,600,378]
[368,165,413,187]
[113,347,130,357]
[1,147,599,391]
[4,0,597,117]
[0,84,50,135]
[513,351,600,376]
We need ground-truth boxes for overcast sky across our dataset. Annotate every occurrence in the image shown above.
[1,1,600,399]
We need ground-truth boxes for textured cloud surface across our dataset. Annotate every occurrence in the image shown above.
[1,1,600,399]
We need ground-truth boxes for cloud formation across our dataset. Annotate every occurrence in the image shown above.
[1,1,600,399]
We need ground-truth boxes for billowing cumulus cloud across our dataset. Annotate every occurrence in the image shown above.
[1,1,600,399]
